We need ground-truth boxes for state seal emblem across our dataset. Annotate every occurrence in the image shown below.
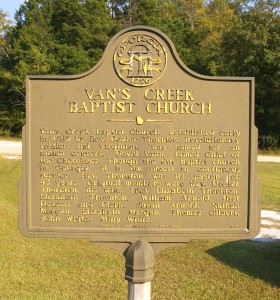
[114,34,167,87]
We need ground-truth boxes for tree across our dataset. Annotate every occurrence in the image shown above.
[3,0,113,107]
[194,0,237,75]
[3,0,55,106]
[221,0,280,140]
[51,0,112,73]
[0,10,26,136]
[107,0,162,29]
[0,10,19,107]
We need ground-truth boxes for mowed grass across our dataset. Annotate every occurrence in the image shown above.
[0,157,279,299]
[258,162,280,211]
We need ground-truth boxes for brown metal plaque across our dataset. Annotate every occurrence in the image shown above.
[19,26,260,244]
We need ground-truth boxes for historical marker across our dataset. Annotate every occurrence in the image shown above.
[19,26,260,247]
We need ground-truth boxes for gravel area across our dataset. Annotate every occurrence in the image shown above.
[258,155,280,163]
[0,140,22,159]
[253,210,280,242]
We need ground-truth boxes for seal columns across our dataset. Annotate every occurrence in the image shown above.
[125,240,154,300]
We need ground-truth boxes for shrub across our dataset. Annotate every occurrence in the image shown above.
[0,110,25,137]
[258,135,280,150]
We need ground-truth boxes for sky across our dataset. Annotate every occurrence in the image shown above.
[0,0,25,21]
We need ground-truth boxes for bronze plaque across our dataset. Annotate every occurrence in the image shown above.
[19,26,260,244]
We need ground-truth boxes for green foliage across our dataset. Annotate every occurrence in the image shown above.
[259,135,280,150]
[220,1,280,137]
[0,110,24,137]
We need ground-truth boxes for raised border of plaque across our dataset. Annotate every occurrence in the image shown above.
[19,26,261,248]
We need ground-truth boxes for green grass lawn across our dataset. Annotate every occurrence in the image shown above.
[0,157,279,299]
[258,162,280,211]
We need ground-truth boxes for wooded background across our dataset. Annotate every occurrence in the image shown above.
[0,0,279,149]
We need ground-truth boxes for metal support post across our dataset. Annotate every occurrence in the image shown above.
[125,240,154,300]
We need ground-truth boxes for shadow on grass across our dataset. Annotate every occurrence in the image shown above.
[207,240,280,287]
